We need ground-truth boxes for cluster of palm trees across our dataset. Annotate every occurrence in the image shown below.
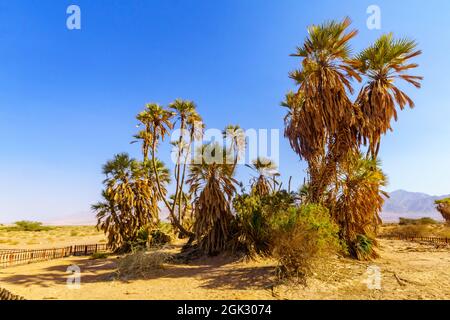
[94,17,422,260]
[93,95,282,253]
[283,17,422,256]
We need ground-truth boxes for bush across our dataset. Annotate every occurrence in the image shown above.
[116,250,171,279]
[149,229,172,247]
[158,221,174,235]
[9,221,52,232]
[90,252,110,259]
[270,204,341,284]
[383,224,430,238]
[352,234,376,260]
[399,217,438,225]
[124,226,172,252]
[233,191,295,256]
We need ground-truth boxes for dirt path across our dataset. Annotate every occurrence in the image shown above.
[1,240,449,300]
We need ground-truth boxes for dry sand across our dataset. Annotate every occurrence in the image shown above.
[0,226,106,250]
[1,239,449,300]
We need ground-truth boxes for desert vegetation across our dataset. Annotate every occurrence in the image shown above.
[435,198,450,223]
[381,219,450,239]
[88,17,423,284]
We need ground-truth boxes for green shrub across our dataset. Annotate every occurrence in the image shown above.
[435,198,450,205]
[90,252,110,259]
[9,221,52,232]
[351,234,375,260]
[149,229,172,247]
[234,191,342,283]
[158,221,174,235]
[271,204,340,284]
[233,191,295,256]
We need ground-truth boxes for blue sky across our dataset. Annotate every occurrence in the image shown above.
[0,0,449,223]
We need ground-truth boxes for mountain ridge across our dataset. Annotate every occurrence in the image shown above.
[381,189,449,222]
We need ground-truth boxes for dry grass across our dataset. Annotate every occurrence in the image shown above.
[116,249,172,279]
[381,223,450,238]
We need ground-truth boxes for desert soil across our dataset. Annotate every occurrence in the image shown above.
[1,239,449,300]
[0,226,106,249]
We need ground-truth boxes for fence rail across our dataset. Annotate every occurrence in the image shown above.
[0,243,109,269]
[380,234,450,244]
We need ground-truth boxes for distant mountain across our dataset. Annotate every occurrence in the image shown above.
[42,212,96,226]
[381,190,449,222]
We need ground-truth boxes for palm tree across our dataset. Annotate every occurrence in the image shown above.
[435,198,450,223]
[93,153,159,252]
[141,158,171,201]
[223,124,245,172]
[355,33,423,156]
[169,99,203,229]
[285,17,362,202]
[133,115,153,162]
[331,152,388,260]
[135,103,194,238]
[169,191,194,229]
[246,157,279,196]
[187,143,238,255]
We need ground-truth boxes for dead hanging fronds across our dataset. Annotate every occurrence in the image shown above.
[283,18,363,202]
[0,287,25,300]
[329,152,388,260]
[93,154,169,252]
[187,143,238,255]
[246,157,279,197]
[354,33,422,157]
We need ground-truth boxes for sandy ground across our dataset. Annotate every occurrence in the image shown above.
[1,239,449,300]
[0,226,106,249]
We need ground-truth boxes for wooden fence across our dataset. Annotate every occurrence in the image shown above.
[0,243,109,269]
[380,234,450,244]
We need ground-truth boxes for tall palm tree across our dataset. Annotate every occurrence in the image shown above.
[355,33,423,156]
[141,158,171,200]
[285,17,362,202]
[187,143,238,255]
[169,99,203,228]
[169,191,194,228]
[246,157,278,196]
[136,103,194,237]
[133,115,153,162]
[223,124,245,172]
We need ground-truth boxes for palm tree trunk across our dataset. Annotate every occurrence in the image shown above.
[150,132,193,238]
[172,119,186,223]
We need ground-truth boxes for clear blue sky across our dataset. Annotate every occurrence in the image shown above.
[1,0,449,223]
